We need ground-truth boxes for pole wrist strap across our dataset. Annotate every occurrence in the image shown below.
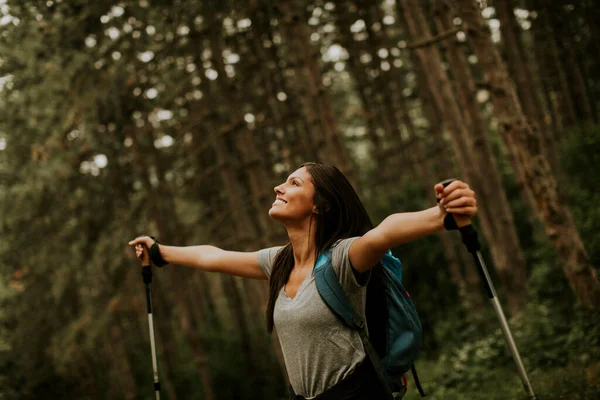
[149,236,169,267]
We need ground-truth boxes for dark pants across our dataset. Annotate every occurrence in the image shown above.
[288,358,389,400]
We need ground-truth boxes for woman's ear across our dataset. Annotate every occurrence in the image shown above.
[313,201,330,215]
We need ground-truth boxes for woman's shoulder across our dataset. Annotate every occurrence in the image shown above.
[331,236,360,250]
[329,236,360,264]
[257,244,286,278]
[330,236,370,289]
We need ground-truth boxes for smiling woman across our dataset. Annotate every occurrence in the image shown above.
[128,162,477,400]
[268,166,317,224]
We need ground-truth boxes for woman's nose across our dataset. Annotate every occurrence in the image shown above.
[274,184,284,194]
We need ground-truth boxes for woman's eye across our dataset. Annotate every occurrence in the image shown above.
[292,181,299,186]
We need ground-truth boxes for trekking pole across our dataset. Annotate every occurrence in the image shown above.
[142,261,161,400]
[438,179,538,400]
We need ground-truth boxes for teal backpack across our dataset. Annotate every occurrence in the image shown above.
[314,248,426,399]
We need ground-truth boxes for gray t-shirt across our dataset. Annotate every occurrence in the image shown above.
[257,237,371,398]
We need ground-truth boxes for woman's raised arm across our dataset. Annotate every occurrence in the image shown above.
[128,236,267,280]
[348,180,477,273]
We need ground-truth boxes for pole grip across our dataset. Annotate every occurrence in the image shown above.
[437,179,480,250]
[437,179,484,286]
[437,178,457,189]
[437,178,461,230]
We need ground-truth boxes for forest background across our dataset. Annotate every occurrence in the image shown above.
[1,0,599,399]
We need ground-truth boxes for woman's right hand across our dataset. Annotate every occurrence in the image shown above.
[128,236,156,264]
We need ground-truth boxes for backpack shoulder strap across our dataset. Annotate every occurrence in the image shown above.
[314,250,395,400]
[314,251,362,329]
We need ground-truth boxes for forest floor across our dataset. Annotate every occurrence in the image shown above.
[402,359,600,400]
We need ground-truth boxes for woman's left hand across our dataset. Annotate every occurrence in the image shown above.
[434,180,478,227]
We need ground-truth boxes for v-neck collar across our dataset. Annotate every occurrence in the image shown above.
[282,253,329,300]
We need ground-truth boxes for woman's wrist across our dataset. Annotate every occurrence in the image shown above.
[150,240,169,267]
[429,205,446,232]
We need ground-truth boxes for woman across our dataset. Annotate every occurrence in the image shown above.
[129,162,477,400]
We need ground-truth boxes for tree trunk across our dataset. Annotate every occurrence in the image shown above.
[433,0,528,312]
[535,0,596,126]
[222,274,257,370]
[105,321,137,399]
[205,12,291,381]
[455,0,600,308]
[128,130,183,400]
[333,0,392,179]
[129,121,226,399]
[535,46,565,135]
[398,0,528,313]
[495,0,559,169]
[528,0,578,131]
[561,40,595,124]
[416,57,485,309]
[180,281,217,400]
[361,0,425,180]
[208,10,281,249]
[249,4,316,166]
[278,0,354,181]
[580,0,600,111]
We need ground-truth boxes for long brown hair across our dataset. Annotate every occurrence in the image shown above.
[265,162,375,332]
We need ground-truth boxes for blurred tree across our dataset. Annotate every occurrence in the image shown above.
[495,0,559,169]
[529,0,597,127]
[278,0,355,181]
[415,64,481,306]
[528,0,578,132]
[398,0,528,313]
[455,0,600,308]
[432,0,529,313]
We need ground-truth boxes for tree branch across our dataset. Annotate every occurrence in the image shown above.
[407,26,462,49]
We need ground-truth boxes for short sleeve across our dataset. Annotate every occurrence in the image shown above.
[257,246,284,279]
[330,236,371,291]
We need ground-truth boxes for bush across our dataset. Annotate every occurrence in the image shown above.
[561,124,600,268]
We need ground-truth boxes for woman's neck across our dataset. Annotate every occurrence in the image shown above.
[286,221,317,268]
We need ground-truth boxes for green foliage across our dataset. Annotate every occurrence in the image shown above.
[403,360,600,400]
[561,124,600,267]
[402,300,600,399]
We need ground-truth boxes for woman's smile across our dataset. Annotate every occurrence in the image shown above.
[268,166,317,222]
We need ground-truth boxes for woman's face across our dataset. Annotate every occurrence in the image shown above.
[269,166,316,223]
